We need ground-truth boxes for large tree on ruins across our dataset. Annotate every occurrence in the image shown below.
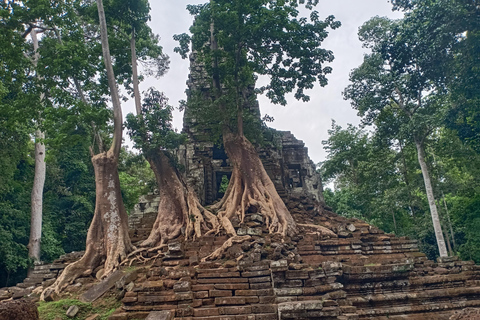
[176,0,340,237]
[51,0,134,292]
[126,90,220,249]
[123,0,219,249]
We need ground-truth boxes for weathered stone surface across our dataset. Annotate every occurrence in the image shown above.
[85,314,100,320]
[80,269,124,303]
[0,299,39,320]
[66,305,79,318]
[145,310,173,320]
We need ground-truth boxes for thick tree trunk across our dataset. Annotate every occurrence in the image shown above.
[141,151,219,247]
[414,139,448,257]
[52,151,133,292]
[212,132,297,237]
[28,129,46,263]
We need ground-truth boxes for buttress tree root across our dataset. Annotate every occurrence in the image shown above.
[202,235,251,261]
[211,132,298,237]
[140,150,220,248]
[48,151,134,294]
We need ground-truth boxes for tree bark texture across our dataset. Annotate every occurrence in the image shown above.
[130,31,142,115]
[52,151,133,292]
[97,0,122,157]
[414,139,448,257]
[141,151,219,247]
[28,129,46,262]
[211,132,297,237]
[28,29,46,263]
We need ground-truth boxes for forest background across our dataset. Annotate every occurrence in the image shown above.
[1,0,479,287]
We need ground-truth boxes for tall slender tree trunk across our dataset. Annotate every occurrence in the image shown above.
[414,138,448,257]
[28,129,46,263]
[398,140,416,216]
[130,30,141,115]
[442,193,457,251]
[28,29,46,264]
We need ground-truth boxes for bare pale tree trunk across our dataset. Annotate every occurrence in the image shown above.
[28,29,46,264]
[28,129,46,263]
[130,30,142,115]
[414,139,448,257]
[97,0,122,157]
[442,193,457,251]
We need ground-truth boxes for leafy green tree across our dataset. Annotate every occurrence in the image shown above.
[391,0,480,150]
[176,0,340,237]
[321,123,416,235]
[344,16,449,257]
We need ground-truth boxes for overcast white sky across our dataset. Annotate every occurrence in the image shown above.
[123,1,403,164]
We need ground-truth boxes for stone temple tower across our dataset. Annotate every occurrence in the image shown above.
[175,52,326,208]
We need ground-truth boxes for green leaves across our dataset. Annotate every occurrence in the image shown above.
[125,88,186,155]
[179,0,340,133]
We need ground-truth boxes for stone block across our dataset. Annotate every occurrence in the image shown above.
[219,305,252,315]
[214,283,249,290]
[303,300,323,310]
[198,272,240,278]
[209,290,232,297]
[192,284,214,291]
[251,304,277,314]
[173,281,191,292]
[242,270,271,278]
[80,269,125,303]
[254,314,277,320]
[250,282,272,290]
[215,297,246,305]
[274,287,303,296]
[193,307,219,317]
[197,278,248,284]
[249,276,271,283]
[270,260,288,272]
[66,305,79,318]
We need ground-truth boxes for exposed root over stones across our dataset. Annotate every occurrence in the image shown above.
[121,245,165,266]
[298,223,337,238]
[202,235,251,261]
[211,132,297,237]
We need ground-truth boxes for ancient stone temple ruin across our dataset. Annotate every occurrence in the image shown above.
[3,46,480,320]
[118,53,480,320]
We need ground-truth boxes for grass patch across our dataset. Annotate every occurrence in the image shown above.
[38,297,121,320]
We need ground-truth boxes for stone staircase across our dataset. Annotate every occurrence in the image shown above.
[0,251,82,302]
[2,194,479,320]
[106,206,480,320]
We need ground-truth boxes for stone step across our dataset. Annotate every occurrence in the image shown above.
[351,286,480,310]
[356,298,480,319]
